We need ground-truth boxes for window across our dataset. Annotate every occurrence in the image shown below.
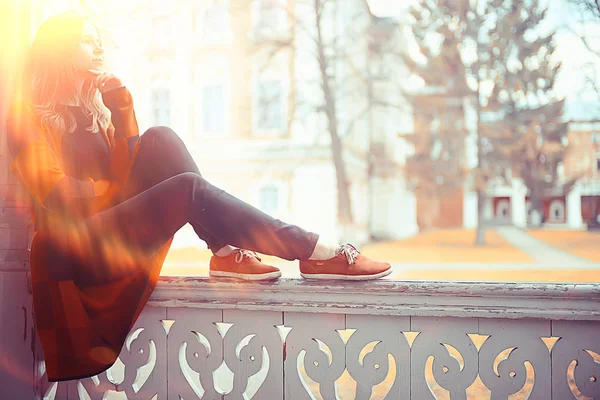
[152,89,170,126]
[254,0,287,33]
[202,85,225,133]
[596,153,600,173]
[197,1,230,43]
[152,16,172,50]
[592,131,600,144]
[258,185,279,214]
[256,80,284,132]
[549,200,565,221]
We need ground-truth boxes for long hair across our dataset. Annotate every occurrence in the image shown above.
[21,11,111,137]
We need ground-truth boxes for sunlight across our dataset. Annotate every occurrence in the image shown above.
[3,0,600,398]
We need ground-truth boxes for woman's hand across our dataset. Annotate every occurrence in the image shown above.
[87,69,124,93]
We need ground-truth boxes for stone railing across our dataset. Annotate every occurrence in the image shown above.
[34,278,600,399]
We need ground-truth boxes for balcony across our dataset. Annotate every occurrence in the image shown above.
[29,277,600,399]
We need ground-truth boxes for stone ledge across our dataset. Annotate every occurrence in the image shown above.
[150,277,600,321]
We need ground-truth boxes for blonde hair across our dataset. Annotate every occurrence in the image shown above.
[21,11,111,137]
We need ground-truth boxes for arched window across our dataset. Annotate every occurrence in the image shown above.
[152,15,173,51]
[549,199,565,222]
[496,199,510,221]
[258,185,280,215]
[253,0,287,33]
[195,56,231,138]
[151,88,171,126]
[252,51,288,136]
[196,0,231,43]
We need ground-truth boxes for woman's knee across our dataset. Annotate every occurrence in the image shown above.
[170,172,206,192]
[141,126,182,145]
[174,171,203,181]
[138,126,196,168]
[165,172,207,208]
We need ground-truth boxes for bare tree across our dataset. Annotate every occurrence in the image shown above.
[245,0,406,234]
[566,0,600,98]
[571,0,600,18]
[403,0,501,245]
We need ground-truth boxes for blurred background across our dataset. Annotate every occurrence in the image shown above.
[3,0,600,281]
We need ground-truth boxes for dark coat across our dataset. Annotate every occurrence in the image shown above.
[7,87,172,382]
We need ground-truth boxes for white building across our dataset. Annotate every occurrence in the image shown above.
[34,0,418,248]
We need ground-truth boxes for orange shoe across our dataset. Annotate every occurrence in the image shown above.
[299,244,392,280]
[209,249,282,281]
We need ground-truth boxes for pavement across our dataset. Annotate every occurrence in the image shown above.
[495,226,599,267]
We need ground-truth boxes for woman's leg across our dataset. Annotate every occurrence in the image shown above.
[46,125,387,284]
[119,126,227,252]
[66,171,316,283]
[119,126,318,260]
[111,172,317,258]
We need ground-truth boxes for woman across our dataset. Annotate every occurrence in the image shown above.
[6,12,392,382]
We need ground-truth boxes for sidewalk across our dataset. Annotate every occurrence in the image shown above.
[360,229,533,263]
[528,229,600,263]
[496,226,598,267]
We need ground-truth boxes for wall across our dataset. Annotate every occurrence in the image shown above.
[581,195,600,222]
[0,2,39,397]
[563,124,600,179]
[415,187,464,229]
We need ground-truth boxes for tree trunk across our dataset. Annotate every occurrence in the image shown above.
[474,30,486,246]
[314,0,353,225]
[528,189,544,228]
[475,189,487,245]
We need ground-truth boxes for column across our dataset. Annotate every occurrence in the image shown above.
[463,189,478,229]
[511,179,527,228]
[567,186,584,229]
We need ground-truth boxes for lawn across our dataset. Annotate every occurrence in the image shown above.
[165,229,533,265]
[361,229,533,263]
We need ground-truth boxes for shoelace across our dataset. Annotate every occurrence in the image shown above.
[234,249,261,264]
[338,244,360,265]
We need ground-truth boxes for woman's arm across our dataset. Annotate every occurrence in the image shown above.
[101,86,140,185]
[6,102,122,213]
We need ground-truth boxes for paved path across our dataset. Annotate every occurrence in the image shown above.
[496,226,599,267]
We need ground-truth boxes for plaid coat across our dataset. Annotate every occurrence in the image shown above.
[7,87,172,382]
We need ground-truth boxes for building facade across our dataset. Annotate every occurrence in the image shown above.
[415,109,600,230]
[41,0,418,247]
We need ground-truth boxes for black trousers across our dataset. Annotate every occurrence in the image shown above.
[38,126,320,285]
[110,126,319,260]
